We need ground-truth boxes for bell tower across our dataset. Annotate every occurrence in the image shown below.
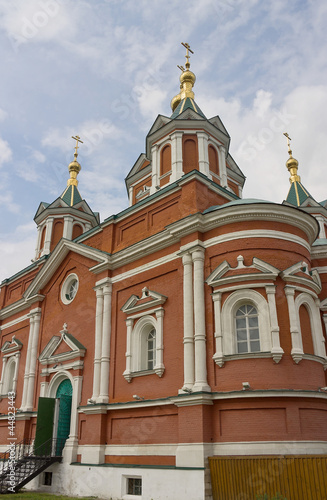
[125,43,245,206]
[33,136,99,260]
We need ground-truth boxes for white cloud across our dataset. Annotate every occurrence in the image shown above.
[0,136,12,167]
[0,222,36,283]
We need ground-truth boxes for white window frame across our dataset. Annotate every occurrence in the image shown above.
[235,304,260,354]
[221,289,271,357]
[295,292,326,358]
[123,310,165,382]
[0,353,20,397]
[61,273,79,305]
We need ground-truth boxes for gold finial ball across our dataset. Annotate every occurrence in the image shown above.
[68,158,81,174]
[286,156,299,170]
[180,69,196,86]
[171,93,182,112]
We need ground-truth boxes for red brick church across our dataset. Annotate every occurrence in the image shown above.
[0,45,326,499]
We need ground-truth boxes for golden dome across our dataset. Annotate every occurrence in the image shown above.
[67,135,83,187]
[171,93,182,112]
[286,155,299,170]
[180,69,196,86]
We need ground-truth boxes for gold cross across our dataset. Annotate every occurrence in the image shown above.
[283,132,292,154]
[181,42,194,66]
[72,135,83,156]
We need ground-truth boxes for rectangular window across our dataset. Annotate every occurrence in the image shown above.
[127,477,142,495]
[43,471,52,486]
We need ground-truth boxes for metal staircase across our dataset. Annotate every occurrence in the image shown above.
[0,438,63,493]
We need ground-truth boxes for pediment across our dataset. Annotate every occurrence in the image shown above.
[281,261,321,292]
[147,114,171,137]
[175,107,205,121]
[206,255,280,287]
[34,197,99,225]
[300,197,320,208]
[125,153,151,182]
[1,335,23,354]
[39,324,86,365]
[121,287,167,315]
[24,239,110,299]
[208,115,230,137]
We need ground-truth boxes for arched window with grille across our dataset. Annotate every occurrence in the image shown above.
[235,304,260,353]
[146,329,156,370]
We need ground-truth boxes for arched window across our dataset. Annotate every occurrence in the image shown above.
[72,224,83,240]
[209,145,219,175]
[235,304,260,353]
[160,144,171,177]
[183,137,198,174]
[1,356,18,395]
[146,329,156,370]
[51,220,64,251]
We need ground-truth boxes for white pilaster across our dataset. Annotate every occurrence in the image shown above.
[218,146,228,187]
[91,288,104,402]
[266,285,284,363]
[34,226,42,260]
[285,286,303,363]
[212,293,224,367]
[129,185,134,206]
[63,375,83,463]
[12,352,20,393]
[63,215,74,240]
[197,132,209,177]
[154,308,165,377]
[98,282,112,404]
[192,247,211,392]
[42,217,54,255]
[314,298,327,358]
[150,144,159,194]
[316,215,326,239]
[123,318,134,382]
[181,253,195,391]
[171,131,183,182]
[25,308,41,410]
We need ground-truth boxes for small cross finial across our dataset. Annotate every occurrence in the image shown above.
[72,135,83,157]
[283,132,292,155]
[63,323,68,332]
[181,42,194,68]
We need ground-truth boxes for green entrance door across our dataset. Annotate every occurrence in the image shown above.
[34,397,56,455]
[56,379,73,455]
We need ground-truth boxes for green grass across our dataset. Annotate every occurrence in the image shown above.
[0,493,97,500]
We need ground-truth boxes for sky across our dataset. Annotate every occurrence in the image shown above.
[0,0,327,282]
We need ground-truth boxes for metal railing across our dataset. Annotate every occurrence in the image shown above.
[0,437,64,493]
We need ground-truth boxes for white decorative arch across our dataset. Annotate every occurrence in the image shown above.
[48,370,74,398]
[295,292,326,358]
[132,315,157,372]
[221,289,271,356]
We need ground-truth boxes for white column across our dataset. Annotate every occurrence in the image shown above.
[212,293,224,367]
[150,144,159,194]
[12,353,20,393]
[171,131,183,181]
[84,222,92,232]
[123,319,134,382]
[323,313,327,337]
[181,253,195,391]
[99,282,112,403]
[314,298,327,357]
[129,185,134,206]
[63,375,83,464]
[90,288,103,402]
[42,217,54,255]
[285,286,303,364]
[316,215,326,239]
[154,308,165,377]
[25,309,41,410]
[266,285,284,363]
[218,146,228,187]
[192,247,211,392]
[197,132,209,177]
[63,215,74,240]
[34,226,42,260]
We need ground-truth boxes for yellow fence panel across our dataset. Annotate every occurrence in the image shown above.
[209,455,327,500]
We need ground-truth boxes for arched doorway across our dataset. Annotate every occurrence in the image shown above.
[55,379,72,455]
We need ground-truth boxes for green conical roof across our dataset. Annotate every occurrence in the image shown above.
[60,184,83,206]
[286,180,313,206]
[171,97,206,119]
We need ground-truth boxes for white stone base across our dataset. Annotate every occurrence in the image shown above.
[24,462,206,500]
